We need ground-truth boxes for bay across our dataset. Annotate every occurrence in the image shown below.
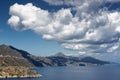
[2,64,120,80]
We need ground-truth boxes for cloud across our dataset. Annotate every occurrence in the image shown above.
[43,0,120,6]
[8,1,120,55]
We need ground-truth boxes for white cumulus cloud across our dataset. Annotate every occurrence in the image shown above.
[8,1,120,55]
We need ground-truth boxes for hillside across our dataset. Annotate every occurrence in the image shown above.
[0,44,110,67]
[46,53,109,66]
[0,44,34,67]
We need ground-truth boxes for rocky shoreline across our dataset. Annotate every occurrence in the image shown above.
[0,66,41,78]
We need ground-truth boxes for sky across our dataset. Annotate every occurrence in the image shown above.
[0,0,120,62]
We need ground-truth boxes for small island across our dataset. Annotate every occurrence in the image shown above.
[0,66,41,78]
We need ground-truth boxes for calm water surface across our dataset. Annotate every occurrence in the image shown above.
[2,64,120,80]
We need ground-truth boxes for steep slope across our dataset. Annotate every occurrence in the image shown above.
[0,44,110,67]
[0,44,34,67]
[10,46,54,67]
[0,44,52,67]
[0,44,22,57]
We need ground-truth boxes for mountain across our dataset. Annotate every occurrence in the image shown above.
[0,44,53,67]
[0,44,110,67]
[46,55,109,66]
[53,52,67,57]
[0,44,34,67]
[9,46,45,67]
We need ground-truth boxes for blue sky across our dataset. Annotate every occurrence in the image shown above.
[0,0,77,56]
[0,0,120,62]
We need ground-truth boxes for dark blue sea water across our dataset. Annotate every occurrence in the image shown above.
[2,64,120,80]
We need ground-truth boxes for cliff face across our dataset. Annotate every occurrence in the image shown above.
[0,44,110,67]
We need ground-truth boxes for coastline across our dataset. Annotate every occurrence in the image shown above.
[0,66,41,78]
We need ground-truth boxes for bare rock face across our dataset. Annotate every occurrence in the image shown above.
[0,66,41,78]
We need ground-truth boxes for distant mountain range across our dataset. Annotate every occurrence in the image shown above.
[0,44,110,67]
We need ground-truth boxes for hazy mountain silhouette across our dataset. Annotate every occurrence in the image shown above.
[0,44,110,67]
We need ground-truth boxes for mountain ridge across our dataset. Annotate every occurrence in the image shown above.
[0,44,110,67]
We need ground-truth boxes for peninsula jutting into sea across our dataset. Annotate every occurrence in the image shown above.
[0,44,110,78]
[0,45,41,78]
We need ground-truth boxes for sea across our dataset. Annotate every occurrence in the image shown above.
[2,64,120,80]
